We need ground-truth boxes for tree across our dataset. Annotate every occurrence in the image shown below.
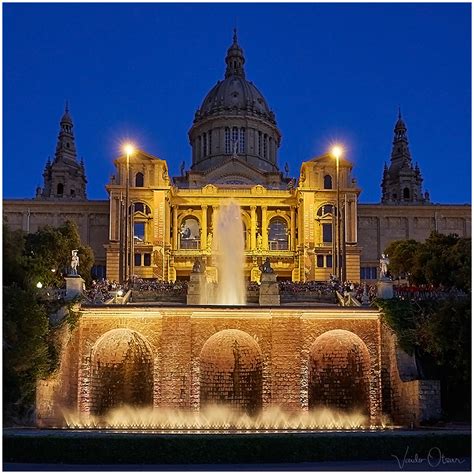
[24,220,94,287]
[385,239,421,281]
[385,231,471,290]
[3,221,94,423]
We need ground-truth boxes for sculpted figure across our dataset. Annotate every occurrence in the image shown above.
[260,257,274,274]
[380,253,390,278]
[71,249,79,275]
[192,257,204,273]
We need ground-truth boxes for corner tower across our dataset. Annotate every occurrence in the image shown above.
[38,104,87,200]
[178,31,286,188]
[381,111,430,205]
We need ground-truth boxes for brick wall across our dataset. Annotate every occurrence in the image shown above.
[36,306,442,428]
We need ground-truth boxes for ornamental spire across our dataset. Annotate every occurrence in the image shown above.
[225,29,245,78]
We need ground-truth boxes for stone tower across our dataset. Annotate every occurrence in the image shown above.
[176,30,288,188]
[381,111,430,205]
[37,103,87,200]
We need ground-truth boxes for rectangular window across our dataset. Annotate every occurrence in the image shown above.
[134,253,141,267]
[322,223,332,243]
[258,131,262,156]
[208,131,212,155]
[225,128,230,154]
[316,255,324,268]
[143,253,151,266]
[326,255,333,268]
[239,127,245,153]
[134,222,145,242]
[360,267,377,279]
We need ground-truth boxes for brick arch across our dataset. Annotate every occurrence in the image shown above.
[89,328,154,416]
[308,329,370,415]
[199,329,263,415]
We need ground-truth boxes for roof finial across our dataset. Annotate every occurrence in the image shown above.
[233,27,238,44]
[398,105,402,120]
[65,100,69,113]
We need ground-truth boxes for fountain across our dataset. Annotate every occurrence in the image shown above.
[35,201,430,432]
[210,201,246,305]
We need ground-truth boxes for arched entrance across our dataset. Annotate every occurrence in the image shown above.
[199,329,263,415]
[89,329,154,415]
[308,329,370,414]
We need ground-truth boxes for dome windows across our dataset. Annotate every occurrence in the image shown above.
[225,128,231,154]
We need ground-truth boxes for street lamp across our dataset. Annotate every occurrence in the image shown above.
[331,145,343,282]
[122,143,136,283]
[36,281,43,289]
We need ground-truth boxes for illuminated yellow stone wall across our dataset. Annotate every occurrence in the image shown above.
[105,151,362,283]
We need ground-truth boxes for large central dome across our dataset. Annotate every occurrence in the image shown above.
[183,31,284,188]
[197,75,275,123]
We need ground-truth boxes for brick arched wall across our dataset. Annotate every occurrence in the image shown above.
[308,329,371,415]
[199,329,263,415]
[89,329,154,415]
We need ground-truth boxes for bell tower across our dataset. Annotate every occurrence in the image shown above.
[381,110,430,205]
[38,103,87,200]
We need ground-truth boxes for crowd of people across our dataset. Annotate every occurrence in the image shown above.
[393,284,467,301]
[84,279,119,303]
[131,278,188,296]
[82,275,466,306]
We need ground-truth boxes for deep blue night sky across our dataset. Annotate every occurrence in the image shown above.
[3,3,471,203]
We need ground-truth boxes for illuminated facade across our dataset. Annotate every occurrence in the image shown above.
[105,33,361,283]
[3,33,470,282]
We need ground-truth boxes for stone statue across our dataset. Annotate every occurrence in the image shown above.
[232,139,238,157]
[256,233,263,250]
[70,249,79,275]
[192,257,204,273]
[380,253,390,279]
[260,257,274,274]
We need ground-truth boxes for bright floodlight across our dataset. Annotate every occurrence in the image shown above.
[331,145,343,160]
[36,282,43,289]
[123,143,136,156]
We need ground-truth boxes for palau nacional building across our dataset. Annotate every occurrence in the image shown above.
[4,33,471,283]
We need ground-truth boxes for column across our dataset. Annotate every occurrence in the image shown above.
[250,206,257,250]
[201,205,208,250]
[290,206,296,251]
[173,205,178,249]
[262,206,268,250]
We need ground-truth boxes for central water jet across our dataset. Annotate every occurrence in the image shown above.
[211,201,246,305]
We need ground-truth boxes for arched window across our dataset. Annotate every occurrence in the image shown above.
[317,204,335,217]
[57,183,64,195]
[317,204,335,245]
[403,187,410,200]
[180,216,200,249]
[135,172,144,187]
[197,136,202,160]
[132,202,151,215]
[263,134,268,159]
[258,131,262,156]
[225,128,231,154]
[268,217,289,251]
[70,189,76,197]
[324,175,333,189]
[239,127,245,153]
